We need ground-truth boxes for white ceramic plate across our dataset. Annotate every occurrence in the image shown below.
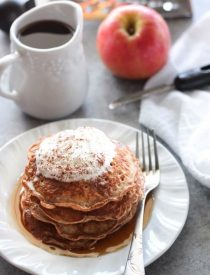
[0,118,189,275]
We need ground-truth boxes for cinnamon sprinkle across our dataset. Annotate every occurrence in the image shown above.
[35,127,116,183]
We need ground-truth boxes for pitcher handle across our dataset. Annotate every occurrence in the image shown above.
[0,52,20,100]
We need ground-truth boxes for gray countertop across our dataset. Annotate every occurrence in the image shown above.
[1,1,210,274]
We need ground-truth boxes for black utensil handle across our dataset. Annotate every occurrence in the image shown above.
[174,64,210,91]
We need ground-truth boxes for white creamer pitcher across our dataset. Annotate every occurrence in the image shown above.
[0,1,88,120]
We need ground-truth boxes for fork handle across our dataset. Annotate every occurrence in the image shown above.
[124,200,145,275]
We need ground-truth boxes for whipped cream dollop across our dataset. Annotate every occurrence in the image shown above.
[35,127,116,182]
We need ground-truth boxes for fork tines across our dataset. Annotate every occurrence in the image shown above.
[136,129,159,174]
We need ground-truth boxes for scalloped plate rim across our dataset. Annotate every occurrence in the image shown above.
[0,118,189,275]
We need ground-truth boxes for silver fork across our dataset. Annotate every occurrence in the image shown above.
[124,129,160,275]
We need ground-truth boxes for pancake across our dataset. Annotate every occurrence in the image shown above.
[21,209,97,251]
[19,127,144,252]
[21,188,138,241]
[22,185,140,224]
[22,142,142,211]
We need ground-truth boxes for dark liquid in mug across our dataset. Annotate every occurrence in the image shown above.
[18,20,74,49]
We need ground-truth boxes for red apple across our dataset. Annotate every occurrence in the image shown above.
[96,5,171,79]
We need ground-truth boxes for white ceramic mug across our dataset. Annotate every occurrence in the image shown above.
[0,1,88,120]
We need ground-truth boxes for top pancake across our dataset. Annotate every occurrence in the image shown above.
[22,140,144,211]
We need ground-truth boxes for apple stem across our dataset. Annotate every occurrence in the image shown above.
[125,19,136,36]
[127,26,135,35]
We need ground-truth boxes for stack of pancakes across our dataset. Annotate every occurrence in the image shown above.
[19,128,144,253]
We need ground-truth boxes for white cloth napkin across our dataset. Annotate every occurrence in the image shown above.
[139,12,210,188]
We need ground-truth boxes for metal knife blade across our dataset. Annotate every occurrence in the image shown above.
[109,84,174,110]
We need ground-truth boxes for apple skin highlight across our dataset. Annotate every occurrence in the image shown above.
[96,5,171,80]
